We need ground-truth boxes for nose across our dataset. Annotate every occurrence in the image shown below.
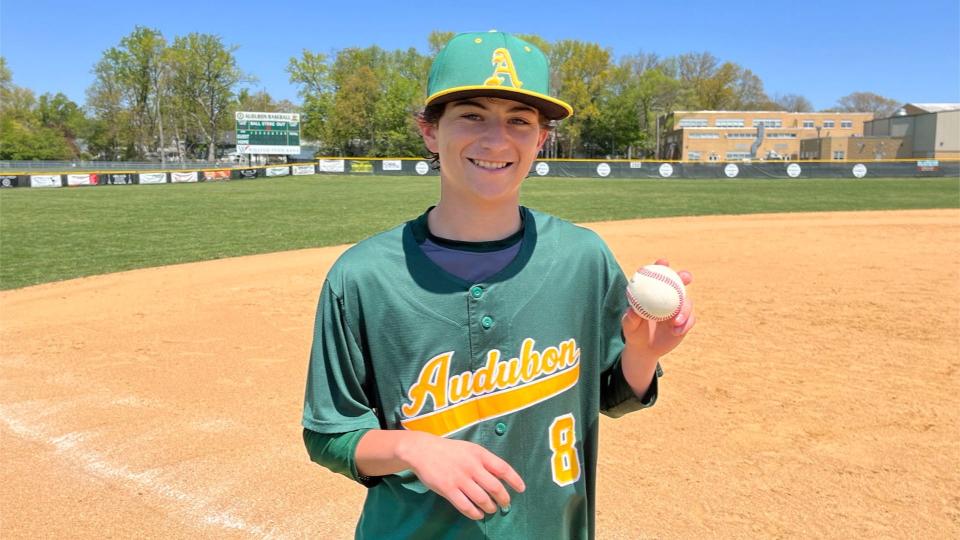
[478,119,511,152]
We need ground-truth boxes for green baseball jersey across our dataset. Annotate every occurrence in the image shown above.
[302,207,659,539]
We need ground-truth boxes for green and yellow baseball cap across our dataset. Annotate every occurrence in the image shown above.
[426,31,573,120]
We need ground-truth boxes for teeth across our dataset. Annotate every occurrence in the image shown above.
[471,159,509,170]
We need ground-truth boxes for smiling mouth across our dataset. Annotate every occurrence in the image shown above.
[468,158,512,170]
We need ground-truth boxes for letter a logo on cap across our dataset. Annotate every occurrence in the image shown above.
[484,48,523,88]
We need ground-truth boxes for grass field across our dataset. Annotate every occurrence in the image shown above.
[1,175,957,290]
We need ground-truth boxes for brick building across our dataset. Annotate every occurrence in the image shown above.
[662,111,873,161]
[864,103,959,159]
[798,103,960,160]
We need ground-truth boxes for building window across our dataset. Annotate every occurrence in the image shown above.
[802,120,815,128]
[823,120,835,128]
[688,132,720,139]
[753,119,783,128]
[726,152,751,161]
[840,120,853,129]
[726,132,755,139]
[715,118,744,128]
[767,132,798,138]
[687,151,701,160]
[678,118,708,128]
[832,151,845,160]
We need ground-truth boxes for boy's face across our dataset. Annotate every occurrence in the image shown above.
[420,97,550,206]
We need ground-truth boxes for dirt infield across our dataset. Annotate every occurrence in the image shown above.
[2,209,958,539]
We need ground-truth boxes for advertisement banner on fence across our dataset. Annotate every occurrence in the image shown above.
[266,166,290,177]
[351,160,373,173]
[138,172,166,184]
[67,174,98,186]
[31,175,61,188]
[0,175,20,188]
[292,164,316,175]
[204,170,231,181]
[171,171,199,183]
[382,160,402,171]
[917,160,939,172]
[237,169,258,179]
[107,174,133,185]
[318,159,345,173]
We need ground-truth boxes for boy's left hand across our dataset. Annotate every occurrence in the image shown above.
[621,259,696,360]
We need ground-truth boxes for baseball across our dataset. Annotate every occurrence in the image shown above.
[625,264,686,321]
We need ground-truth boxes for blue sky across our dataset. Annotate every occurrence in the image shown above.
[2,0,958,111]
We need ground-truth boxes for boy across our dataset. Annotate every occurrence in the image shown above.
[302,31,695,539]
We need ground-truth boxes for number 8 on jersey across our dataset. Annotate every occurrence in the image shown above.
[549,413,581,487]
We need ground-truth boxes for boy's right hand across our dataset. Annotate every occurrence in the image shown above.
[399,432,525,521]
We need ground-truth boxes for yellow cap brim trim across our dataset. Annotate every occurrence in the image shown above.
[425,85,574,120]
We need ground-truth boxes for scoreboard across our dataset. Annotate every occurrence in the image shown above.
[235,111,301,155]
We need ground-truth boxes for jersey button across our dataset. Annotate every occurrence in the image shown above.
[481,316,494,329]
[470,285,483,299]
[494,422,507,435]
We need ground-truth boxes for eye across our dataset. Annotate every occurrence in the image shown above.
[461,113,482,121]
[510,117,534,125]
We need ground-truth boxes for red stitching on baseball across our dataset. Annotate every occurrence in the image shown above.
[626,286,661,320]
[629,268,684,321]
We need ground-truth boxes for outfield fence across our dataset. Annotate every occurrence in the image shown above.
[0,158,956,189]
[0,160,234,172]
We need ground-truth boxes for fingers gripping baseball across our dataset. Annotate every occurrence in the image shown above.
[407,437,525,520]
[622,260,695,358]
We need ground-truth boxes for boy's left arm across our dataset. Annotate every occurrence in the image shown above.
[620,260,696,397]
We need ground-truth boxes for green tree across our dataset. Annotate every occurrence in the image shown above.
[235,89,297,113]
[550,40,613,157]
[773,93,814,112]
[290,45,429,156]
[634,68,681,157]
[168,33,252,160]
[0,120,74,160]
[0,57,11,96]
[324,47,388,154]
[287,50,332,143]
[371,48,430,156]
[427,31,456,55]
[86,56,135,160]
[672,52,771,110]
[0,60,37,123]
[620,52,662,76]
[328,64,379,154]
[0,57,76,160]
[287,49,332,96]
[835,91,900,117]
[36,92,89,155]
[88,27,168,159]
[581,64,645,157]
[675,51,719,109]
[732,67,771,109]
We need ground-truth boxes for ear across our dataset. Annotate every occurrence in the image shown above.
[536,127,550,151]
[418,119,440,154]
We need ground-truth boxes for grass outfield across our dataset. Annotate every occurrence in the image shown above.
[1,175,957,290]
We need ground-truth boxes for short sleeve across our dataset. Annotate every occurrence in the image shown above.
[302,278,382,434]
